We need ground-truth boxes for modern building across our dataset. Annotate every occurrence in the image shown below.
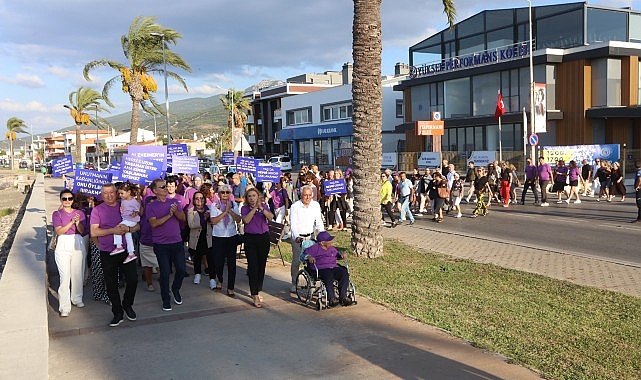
[394,1,641,163]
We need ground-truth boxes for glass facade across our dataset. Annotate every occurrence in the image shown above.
[587,8,627,44]
[442,124,524,153]
[591,58,622,107]
[445,78,470,118]
[536,9,583,48]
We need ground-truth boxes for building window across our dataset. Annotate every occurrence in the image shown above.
[286,108,312,126]
[592,58,621,107]
[395,99,404,118]
[587,8,627,45]
[536,9,583,49]
[322,103,353,122]
[444,77,470,118]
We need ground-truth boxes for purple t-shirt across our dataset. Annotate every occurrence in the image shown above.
[538,163,552,181]
[270,188,288,209]
[52,209,85,235]
[524,164,537,181]
[569,167,580,181]
[304,243,339,270]
[90,202,125,252]
[555,166,568,182]
[139,198,155,246]
[146,198,182,244]
[241,203,269,234]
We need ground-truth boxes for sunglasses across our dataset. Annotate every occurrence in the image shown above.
[194,197,205,200]
[157,184,167,189]
[219,191,231,194]
[61,197,74,201]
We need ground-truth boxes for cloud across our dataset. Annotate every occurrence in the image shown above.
[0,99,51,113]
[0,73,45,88]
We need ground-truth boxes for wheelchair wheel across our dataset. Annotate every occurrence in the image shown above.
[295,270,312,304]
[318,282,328,310]
[348,282,357,304]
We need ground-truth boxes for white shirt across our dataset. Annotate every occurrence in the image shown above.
[289,200,325,239]
[209,202,239,237]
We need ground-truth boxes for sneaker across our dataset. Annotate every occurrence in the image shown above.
[456,213,462,218]
[60,311,70,317]
[540,202,549,207]
[73,301,85,308]
[414,213,422,217]
[380,221,387,226]
[193,274,201,284]
[210,279,217,290]
[341,299,354,307]
[565,199,570,204]
[110,246,125,256]
[109,315,124,327]
[162,304,172,311]
[574,199,581,204]
[556,200,563,204]
[123,305,136,321]
[172,289,183,305]
[146,284,155,292]
[409,220,415,225]
[290,284,297,293]
[123,254,137,264]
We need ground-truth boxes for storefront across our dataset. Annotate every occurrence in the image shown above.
[278,121,353,168]
[394,2,641,162]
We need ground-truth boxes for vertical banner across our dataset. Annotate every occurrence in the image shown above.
[534,83,547,133]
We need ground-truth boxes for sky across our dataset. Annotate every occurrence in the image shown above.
[0,0,635,137]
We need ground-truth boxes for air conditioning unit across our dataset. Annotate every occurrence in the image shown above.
[258,139,264,145]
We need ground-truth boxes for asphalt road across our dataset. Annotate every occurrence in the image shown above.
[412,192,641,266]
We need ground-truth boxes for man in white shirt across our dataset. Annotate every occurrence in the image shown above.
[396,172,415,225]
[289,185,325,292]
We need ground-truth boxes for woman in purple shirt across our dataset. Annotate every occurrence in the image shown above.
[52,189,86,317]
[566,160,582,204]
[241,187,274,307]
[553,160,569,203]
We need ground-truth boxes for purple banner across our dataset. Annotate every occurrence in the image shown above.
[323,178,347,195]
[256,165,281,182]
[236,156,257,174]
[171,156,199,174]
[72,169,113,197]
[52,155,74,177]
[221,151,235,165]
[128,145,167,171]
[120,154,164,185]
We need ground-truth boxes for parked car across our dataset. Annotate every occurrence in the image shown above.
[83,162,96,170]
[269,155,292,172]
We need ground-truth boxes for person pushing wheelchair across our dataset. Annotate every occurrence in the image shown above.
[300,231,353,307]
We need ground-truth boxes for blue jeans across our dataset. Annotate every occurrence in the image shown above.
[399,195,414,222]
[153,242,185,307]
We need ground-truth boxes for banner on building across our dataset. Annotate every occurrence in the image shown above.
[52,155,74,177]
[542,144,620,165]
[417,152,440,168]
[534,83,547,133]
[382,153,397,168]
[467,151,497,167]
[72,169,113,197]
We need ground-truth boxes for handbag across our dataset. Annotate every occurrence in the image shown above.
[437,187,450,199]
[48,231,58,252]
[451,189,461,198]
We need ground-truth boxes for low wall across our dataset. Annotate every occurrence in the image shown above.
[0,174,48,377]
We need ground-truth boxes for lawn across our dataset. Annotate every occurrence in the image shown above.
[272,231,641,380]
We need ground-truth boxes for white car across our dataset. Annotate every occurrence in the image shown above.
[269,155,292,172]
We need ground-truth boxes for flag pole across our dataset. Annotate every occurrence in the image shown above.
[498,115,503,162]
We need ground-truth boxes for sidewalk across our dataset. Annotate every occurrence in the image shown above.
[40,177,540,379]
[381,222,641,298]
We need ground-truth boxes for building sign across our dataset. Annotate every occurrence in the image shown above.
[382,153,397,167]
[409,41,531,79]
[278,122,352,141]
[418,152,440,168]
[542,144,620,165]
[415,120,444,136]
[534,83,547,133]
[467,151,497,167]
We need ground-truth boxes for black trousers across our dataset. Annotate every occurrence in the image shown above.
[381,202,395,223]
[636,188,641,221]
[318,266,349,301]
[209,235,239,290]
[100,251,138,318]
[521,180,539,203]
[244,232,270,296]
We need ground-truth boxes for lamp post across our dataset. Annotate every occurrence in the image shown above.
[150,32,170,144]
[528,0,536,162]
[95,108,100,171]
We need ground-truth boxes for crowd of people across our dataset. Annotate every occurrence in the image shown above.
[51,164,356,326]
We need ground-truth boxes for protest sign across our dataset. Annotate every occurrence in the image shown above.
[72,169,113,197]
[52,156,74,177]
[167,144,188,157]
[171,156,199,174]
[120,154,164,185]
[236,156,257,174]
[221,152,235,165]
[256,165,281,182]
[324,178,347,195]
[128,145,167,171]
[107,161,122,182]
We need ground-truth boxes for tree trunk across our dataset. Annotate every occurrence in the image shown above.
[75,125,82,165]
[129,72,144,145]
[129,98,140,145]
[351,0,384,258]
[9,139,13,171]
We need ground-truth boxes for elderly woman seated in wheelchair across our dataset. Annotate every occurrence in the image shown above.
[295,231,356,310]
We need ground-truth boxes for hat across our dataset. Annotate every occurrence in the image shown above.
[315,231,334,242]
[392,172,400,176]
[193,174,203,181]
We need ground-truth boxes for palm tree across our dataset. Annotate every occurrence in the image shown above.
[64,87,111,165]
[83,16,191,145]
[350,0,455,257]
[219,89,250,152]
[5,117,28,171]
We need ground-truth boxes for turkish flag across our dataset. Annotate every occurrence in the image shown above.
[495,90,506,119]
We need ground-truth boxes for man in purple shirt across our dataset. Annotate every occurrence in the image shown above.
[521,158,539,205]
[147,178,187,311]
[537,156,553,206]
[90,183,139,327]
[300,231,352,307]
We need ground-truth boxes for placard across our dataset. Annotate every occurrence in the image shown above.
[106,161,122,183]
[256,166,281,182]
[167,144,188,157]
[324,178,347,195]
[236,156,257,174]
[128,145,167,171]
[221,152,235,165]
[52,156,74,177]
[171,156,199,174]
[120,154,164,185]
[72,169,113,197]
[418,152,440,168]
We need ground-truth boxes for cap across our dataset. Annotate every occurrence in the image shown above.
[315,231,335,242]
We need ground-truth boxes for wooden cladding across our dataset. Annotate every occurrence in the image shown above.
[555,59,592,145]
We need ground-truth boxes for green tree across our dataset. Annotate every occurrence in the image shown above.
[63,87,111,165]
[83,16,191,145]
[219,89,250,152]
[350,0,455,257]
[5,117,28,171]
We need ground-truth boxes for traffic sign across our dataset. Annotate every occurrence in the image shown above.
[529,134,539,146]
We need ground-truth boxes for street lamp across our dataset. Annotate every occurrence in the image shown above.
[150,32,171,144]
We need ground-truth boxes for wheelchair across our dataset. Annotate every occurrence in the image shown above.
[294,241,356,310]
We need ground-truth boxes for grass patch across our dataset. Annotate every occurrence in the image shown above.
[0,208,14,217]
[271,231,641,379]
